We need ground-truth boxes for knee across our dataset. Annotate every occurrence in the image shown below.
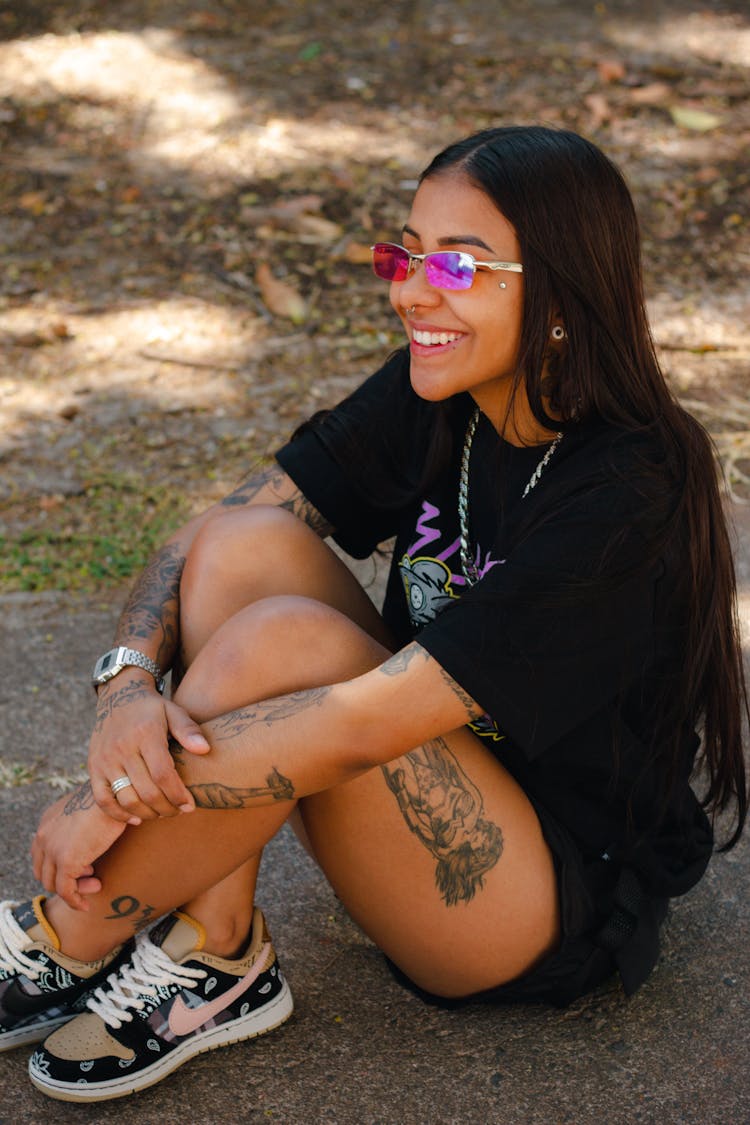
[180,505,305,612]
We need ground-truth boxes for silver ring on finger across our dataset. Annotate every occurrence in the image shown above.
[110,775,134,796]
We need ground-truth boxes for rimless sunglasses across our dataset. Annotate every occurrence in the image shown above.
[371,242,523,291]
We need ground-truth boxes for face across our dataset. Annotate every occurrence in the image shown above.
[389,172,525,428]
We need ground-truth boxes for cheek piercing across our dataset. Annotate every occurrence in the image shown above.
[498,282,507,289]
[551,325,566,340]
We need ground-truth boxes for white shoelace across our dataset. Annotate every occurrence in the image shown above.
[0,901,41,978]
[87,932,206,1029]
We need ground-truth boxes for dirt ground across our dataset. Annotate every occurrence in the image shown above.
[1,0,749,591]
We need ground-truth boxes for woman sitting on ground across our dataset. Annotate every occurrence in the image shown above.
[0,124,746,1104]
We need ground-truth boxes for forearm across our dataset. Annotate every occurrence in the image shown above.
[170,646,482,810]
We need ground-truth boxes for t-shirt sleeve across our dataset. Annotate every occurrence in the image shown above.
[416,452,669,759]
[275,350,436,559]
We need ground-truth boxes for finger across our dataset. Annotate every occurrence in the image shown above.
[140,742,196,813]
[77,875,102,896]
[113,754,183,819]
[91,773,135,824]
[165,700,211,754]
[57,870,89,911]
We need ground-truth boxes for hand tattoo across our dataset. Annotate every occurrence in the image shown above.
[63,781,95,815]
[188,768,295,808]
[382,737,503,906]
[94,679,152,733]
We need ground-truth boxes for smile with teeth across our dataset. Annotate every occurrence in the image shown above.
[412,329,462,346]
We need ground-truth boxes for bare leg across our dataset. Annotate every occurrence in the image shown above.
[45,595,558,997]
[173,507,393,955]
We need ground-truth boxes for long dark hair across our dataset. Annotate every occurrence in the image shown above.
[421,125,747,847]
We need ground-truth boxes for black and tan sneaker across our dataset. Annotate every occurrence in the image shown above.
[0,897,122,1052]
[29,906,293,1102]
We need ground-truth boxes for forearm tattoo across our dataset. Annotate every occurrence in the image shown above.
[187,768,295,809]
[437,667,484,723]
[222,464,333,536]
[382,737,503,906]
[380,643,430,677]
[63,781,95,815]
[93,679,151,733]
[208,687,332,742]
[115,541,185,665]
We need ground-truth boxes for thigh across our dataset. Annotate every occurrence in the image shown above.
[180,505,392,659]
[299,729,561,999]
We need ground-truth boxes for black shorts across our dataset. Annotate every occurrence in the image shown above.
[387,798,668,1010]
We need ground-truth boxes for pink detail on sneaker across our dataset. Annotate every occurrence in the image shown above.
[167,943,272,1038]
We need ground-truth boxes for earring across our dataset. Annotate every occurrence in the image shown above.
[551,324,566,340]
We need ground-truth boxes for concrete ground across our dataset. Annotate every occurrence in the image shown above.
[1,516,749,1125]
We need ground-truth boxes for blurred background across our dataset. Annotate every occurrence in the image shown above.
[1,0,748,591]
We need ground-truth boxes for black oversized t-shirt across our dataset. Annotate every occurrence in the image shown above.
[276,350,713,903]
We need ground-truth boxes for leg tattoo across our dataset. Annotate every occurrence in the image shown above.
[382,738,503,906]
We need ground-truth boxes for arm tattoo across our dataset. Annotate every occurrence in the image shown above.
[437,667,484,723]
[188,767,295,808]
[94,679,151,733]
[279,491,332,536]
[221,464,287,507]
[222,465,333,536]
[381,737,503,907]
[115,541,184,665]
[380,643,430,677]
[63,781,95,815]
[208,686,332,742]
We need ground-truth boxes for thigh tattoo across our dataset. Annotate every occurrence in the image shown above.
[382,738,504,907]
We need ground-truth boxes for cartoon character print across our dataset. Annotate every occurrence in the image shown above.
[398,555,458,627]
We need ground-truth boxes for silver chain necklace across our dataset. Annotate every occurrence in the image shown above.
[458,406,563,585]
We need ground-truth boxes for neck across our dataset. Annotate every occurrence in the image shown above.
[471,385,560,446]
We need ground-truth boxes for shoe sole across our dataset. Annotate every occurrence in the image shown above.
[0,1014,73,1053]
[28,979,293,1103]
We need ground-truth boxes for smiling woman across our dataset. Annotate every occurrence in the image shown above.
[1,125,747,1105]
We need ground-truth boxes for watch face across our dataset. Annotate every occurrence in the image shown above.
[99,652,116,672]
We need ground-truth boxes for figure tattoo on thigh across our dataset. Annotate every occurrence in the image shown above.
[382,738,503,906]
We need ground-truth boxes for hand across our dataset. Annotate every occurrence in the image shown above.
[88,672,210,822]
[31,785,127,911]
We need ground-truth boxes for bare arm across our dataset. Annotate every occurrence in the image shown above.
[89,462,332,820]
[169,642,484,809]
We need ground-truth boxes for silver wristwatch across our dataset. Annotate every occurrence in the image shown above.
[92,646,166,694]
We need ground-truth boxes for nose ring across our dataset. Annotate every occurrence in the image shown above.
[406,305,417,315]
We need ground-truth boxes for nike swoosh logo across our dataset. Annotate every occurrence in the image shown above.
[168,943,273,1038]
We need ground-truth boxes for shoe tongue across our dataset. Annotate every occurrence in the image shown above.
[13,897,60,950]
[150,912,205,961]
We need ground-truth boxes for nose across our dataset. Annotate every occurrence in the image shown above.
[396,259,440,313]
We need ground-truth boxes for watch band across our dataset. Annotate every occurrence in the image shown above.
[92,646,166,694]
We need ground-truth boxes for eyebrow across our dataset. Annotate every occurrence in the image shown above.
[401,224,495,252]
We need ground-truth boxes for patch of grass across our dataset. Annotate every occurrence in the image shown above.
[0,760,38,787]
[1,472,189,592]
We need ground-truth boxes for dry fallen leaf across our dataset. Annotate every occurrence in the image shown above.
[341,240,373,264]
[597,59,625,83]
[669,105,722,132]
[629,82,672,106]
[256,263,307,323]
[584,92,610,130]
